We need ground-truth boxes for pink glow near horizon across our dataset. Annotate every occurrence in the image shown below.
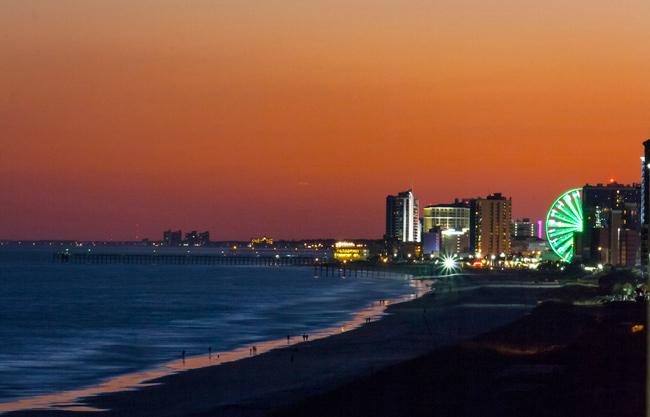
[1,1,649,241]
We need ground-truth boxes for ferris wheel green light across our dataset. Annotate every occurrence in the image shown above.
[546,188,583,262]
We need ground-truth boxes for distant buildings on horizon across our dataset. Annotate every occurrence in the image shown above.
[385,136,649,268]
[7,139,649,269]
[162,229,210,247]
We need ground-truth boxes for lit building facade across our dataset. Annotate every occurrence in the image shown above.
[577,181,640,267]
[442,228,471,255]
[511,218,535,238]
[469,193,512,258]
[421,228,442,254]
[420,200,470,256]
[422,200,470,233]
[641,139,650,267]
[334,242,369,261]
[250,237,274,248]
[385,189,420,243]
[510,218,539,257]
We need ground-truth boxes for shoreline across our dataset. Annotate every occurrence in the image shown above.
[0,275,432,415]
[4,274,558,417]
[273,298,647,417]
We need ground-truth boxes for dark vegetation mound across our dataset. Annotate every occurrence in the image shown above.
[272,300,646,417]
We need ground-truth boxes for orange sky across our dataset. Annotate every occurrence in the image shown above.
[1,1,649,241]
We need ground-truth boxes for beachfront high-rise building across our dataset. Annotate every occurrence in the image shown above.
[421,199,471,256]
[642,140,650,267]
[422,200,470,233]
[511,218,545,256]
[199,231,210,245]
[469,193,512,258]
[163,229,182,246]
[511,218,535,238]
[385,189,420,243]
[576,180,640,267]
[185,231,199,243]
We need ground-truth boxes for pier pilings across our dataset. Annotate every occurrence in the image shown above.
[52,253,316,267]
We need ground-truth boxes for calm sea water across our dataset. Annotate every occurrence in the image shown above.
[0,246,416,404]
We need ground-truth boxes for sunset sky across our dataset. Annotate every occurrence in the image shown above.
[1,1,649,241]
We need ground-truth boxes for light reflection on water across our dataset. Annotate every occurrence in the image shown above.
[0,287,432,414]
[0,247,417,409]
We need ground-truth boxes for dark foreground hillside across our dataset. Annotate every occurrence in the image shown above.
[272,301,647,417]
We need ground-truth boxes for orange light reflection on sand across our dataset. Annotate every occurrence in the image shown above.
[0,277,432,414]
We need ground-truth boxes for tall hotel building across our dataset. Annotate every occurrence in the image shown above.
[511,218,536,238]
[422,200,470,233]
[578,181,640,267]
[469,193,512,257]
[422,200,471,255]
[385,189,420,242]
[642,139,650,267]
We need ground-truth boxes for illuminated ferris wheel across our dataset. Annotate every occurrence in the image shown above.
[546,188,583,262]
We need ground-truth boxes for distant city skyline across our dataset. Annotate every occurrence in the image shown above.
[1,1,648,241]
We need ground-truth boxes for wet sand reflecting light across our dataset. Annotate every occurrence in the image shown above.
[0,277,431,414]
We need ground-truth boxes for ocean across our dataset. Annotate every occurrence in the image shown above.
[0,246,418,406]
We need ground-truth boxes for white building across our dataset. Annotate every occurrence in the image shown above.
[385,189,420,242]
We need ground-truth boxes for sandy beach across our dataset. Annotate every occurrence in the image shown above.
[4,275,564,417]
[273,296,647,417]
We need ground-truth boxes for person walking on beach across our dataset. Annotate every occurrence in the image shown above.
[208,346,211,358]
[287,334,291,344]
[182,350,185,362]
